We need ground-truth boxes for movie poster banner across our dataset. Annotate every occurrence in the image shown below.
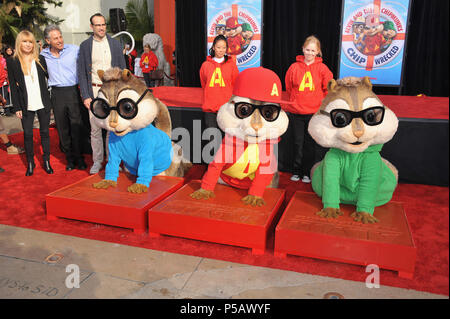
[206,0,262,72]
[338,0,411,86]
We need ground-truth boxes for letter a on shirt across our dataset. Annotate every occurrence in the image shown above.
[222,144,260,180]
[299,71,315,91]
[209,67,226,87]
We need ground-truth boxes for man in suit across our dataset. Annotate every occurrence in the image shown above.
[41,24,87,171]
[77,13,126,174]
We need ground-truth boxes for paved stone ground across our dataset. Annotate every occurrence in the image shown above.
[0,224,446,299]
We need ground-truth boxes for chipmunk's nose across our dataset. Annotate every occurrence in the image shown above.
[352,118,365,138]
[109,110,119,128]
[250,109,263,132]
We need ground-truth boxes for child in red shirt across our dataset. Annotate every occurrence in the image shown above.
[200,35,239,115]
[199,35,239,162]
[284,35,333,183]
[139,44,159,87]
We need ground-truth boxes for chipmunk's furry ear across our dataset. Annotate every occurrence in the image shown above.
[122,69,132,82]
[97,70,105,82]
[362,76,373,90]
[327,79,338,93]
[154,97,172,138]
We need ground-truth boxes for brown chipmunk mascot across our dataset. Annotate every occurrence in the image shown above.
[190,67,291,206]
[308,76,399,223]
[91,68,191,193]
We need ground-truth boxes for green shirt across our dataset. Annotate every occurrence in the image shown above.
[312,144,397,214]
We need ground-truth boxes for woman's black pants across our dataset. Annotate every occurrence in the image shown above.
[21,108,51,163]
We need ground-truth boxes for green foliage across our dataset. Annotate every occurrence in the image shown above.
[0,0,63,46]
[0,10,21,41]
[124,0,154,52]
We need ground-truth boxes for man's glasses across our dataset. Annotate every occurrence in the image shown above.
[320,106,385,128]
[233,101,281,122]
[90,89,150,120]
[92,23,107,27]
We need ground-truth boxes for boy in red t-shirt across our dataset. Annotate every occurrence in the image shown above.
[139,44,159,87]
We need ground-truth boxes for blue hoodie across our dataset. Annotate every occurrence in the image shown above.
[105,124,173,187]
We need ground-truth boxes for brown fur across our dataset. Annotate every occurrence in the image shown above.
[322,76,380,112]
[382,158,398,181]
[159,142,193,177]
[154,98,172,137]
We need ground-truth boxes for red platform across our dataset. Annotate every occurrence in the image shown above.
[274,191,417,279]
[46,172,184,234]
[148,180,285,255]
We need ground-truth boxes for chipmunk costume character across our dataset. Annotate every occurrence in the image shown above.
[190,67,291,206]
[308,76,399,223]
[91,68,191,193]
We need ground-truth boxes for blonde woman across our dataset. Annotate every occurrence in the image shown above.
[6,30,53,176]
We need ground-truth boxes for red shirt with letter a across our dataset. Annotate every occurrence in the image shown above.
[201,134,279,198]
[199,56,239,113]
[227,35,245,55]
[284,55,333,115]
[363,33,386,56]
[139,51,159,73]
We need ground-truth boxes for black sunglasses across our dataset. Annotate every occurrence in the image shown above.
[320,106,385,128]
[233,101,282,122]
[90,89,150,120]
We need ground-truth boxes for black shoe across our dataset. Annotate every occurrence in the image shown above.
[77,160,87,170]
[66,162,75,171]
[0,166,4,173]
[25,162,36,176]
[4,107,13,117]
[43,160,54,174]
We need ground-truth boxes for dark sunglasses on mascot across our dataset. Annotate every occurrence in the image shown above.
[90,89,150,120]
[233,101,282,122]
[320,106,385,128]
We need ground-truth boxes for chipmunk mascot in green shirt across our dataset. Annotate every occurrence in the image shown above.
[308,76,399,224]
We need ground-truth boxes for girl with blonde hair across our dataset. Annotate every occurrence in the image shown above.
[284,35,333,183]
[7,30,54,176]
